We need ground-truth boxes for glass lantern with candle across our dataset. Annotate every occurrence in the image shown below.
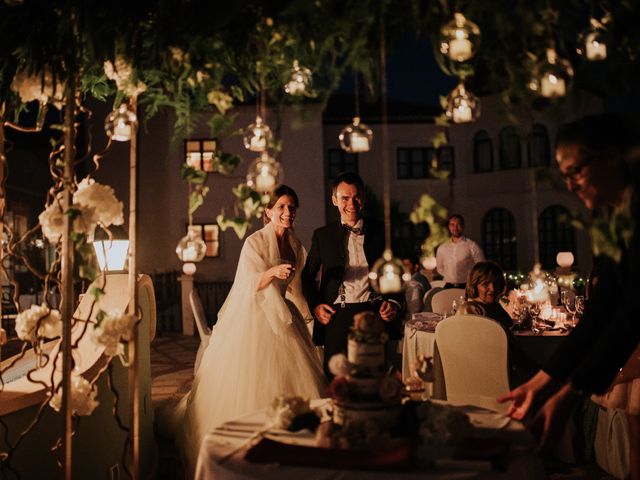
[242,116,272,153]
[368,249,412,294]
[246,153,283,194]
[439,13,481,63]
[339,116,373,153]
[176,230,207,263]
[577,18,608,61]
[529,49,574,99]
[105,103,137,142]
[284,60,313,96]
[445,83,480,124]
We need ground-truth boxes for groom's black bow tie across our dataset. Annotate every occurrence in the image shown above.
[343,224,364,235]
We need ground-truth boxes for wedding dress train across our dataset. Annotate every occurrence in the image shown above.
[176,222,326,471]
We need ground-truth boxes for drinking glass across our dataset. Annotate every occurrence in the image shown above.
[561,290,576,327]
[574,295,585,322]
[528,303,544,335]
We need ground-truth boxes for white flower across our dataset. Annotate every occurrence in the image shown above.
[38,201,99,243]
[328,353,349,376]
[10,69,64,107]
[268,395,310,429]
[73,178,124,228]
[49,374,99,416]
[91,309,135,357]
[103,56,146,97]
[15,304,62,343]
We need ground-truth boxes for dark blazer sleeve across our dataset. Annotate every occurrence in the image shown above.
[302,229,322,312]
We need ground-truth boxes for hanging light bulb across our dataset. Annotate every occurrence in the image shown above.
[104,103,137,142]
[242,116,272,152]
[439,13,481,62]
[339,116,373,153]
[284,60,313,96]
[529,48,574,98]
[368,249,412,294]
[246,152,283,194]
[445,82,480,124]
[577,18,608,61]
[176,229,207,263]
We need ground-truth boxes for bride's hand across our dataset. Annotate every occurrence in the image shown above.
[270,264,294,281]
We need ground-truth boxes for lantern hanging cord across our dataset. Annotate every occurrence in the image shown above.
[354,71,360,118]
[379,7,391,250]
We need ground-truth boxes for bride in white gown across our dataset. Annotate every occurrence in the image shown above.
[176,185,326,471]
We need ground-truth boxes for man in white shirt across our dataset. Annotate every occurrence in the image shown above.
[436,214,485,288]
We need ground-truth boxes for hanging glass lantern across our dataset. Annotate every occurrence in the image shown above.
[284,60,313,96]
[242,116,272,152]
[445,82,480,124]
[368,249,412,294]
[176,230,207,263]
[339,117,373,153]
[439,13,481,62]
[246,152,283,194]
[577,18,608,61]
[529,49,574,98]
[104,103,137,142]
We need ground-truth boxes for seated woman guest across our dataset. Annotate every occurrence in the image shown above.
[459,261,538,386]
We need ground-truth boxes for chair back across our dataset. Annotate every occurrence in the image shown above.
[435,313,510,411]
[422,287,443,312]
[429,279,446,288]
[431,288,465,315]
[189,289,212,373]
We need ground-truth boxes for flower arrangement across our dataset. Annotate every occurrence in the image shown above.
[73,178,124,228]
[415,401,472,447]
[15,304,62,343]
[10,68,64,107]
[103,56,147,97]
[268,395,313,430]
[49,374,99,417]
[91,309,136,359]
[349,311,387,343]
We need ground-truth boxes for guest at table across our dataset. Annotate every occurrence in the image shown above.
[459,260,538,386]
[175,185,326,474]
[401,253,431,323]
[436,214,485,289]
[498,114,640,473]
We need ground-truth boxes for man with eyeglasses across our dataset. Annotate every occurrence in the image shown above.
[498,114,640,474]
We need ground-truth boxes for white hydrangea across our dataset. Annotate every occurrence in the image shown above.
[49,374,99,417]
[38,201,99,243]
[10,69,64,107]
[91,309,135,357]
[15,304,62,343]
[268,395,310,429]
[73,178,124,228]
[103,56,147,97]
[328,353,349,377]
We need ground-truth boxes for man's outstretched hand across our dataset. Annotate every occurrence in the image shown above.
[497,370,552,420]
[379,300,398,321]
[313,304,336,325]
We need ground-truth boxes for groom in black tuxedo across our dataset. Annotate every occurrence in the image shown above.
[302,172,401,379]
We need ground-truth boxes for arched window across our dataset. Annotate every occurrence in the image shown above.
[482,208,517,270]
[528,123,550,167]
[473,130,493,173]
[499,126,521,170]
[538,205,576,270]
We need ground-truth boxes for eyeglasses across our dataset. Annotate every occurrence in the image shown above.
[560,155,595,183]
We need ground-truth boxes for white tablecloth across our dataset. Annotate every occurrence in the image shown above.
[195,399,545,480]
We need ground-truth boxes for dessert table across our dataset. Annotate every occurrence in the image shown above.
[194,399,545,480]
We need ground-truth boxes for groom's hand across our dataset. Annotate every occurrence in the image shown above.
[379,300,398,321]
[314,304,336,324]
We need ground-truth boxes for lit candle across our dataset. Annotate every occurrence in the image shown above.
[182,245,197,262]
[448,31,472,61]
[255,172,276,192]
[250,135,266,151]
[349,132,370,152]
[421,256,437,270]
[113,121,131,141]
[585,34,607,60]
[379,273,402,293]
[452,103,472,123]
[540,74,566,98]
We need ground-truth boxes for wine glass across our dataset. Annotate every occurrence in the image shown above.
[561,290,576,327]
[528,303,544,335]
[574,295,585,322]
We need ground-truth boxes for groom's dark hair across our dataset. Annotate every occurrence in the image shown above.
[331,172,365,197]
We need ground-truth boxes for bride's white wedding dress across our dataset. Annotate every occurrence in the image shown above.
[176,222,326,470]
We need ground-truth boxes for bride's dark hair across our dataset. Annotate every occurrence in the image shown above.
[264,185,299,225]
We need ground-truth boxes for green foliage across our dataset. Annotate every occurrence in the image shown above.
[409,194,449,257]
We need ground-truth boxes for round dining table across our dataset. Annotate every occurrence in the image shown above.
[194,398,545,480]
